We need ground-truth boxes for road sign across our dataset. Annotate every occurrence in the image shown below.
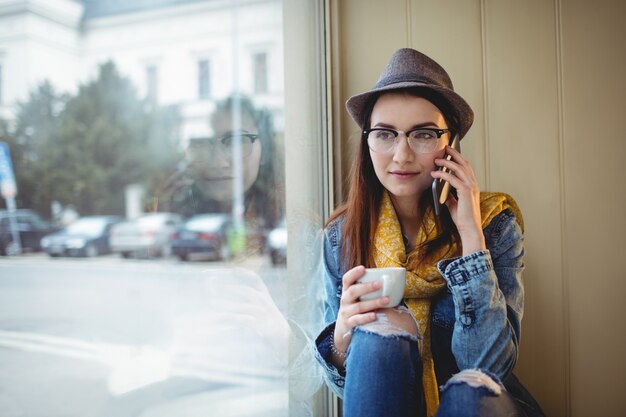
[0,141,17,198]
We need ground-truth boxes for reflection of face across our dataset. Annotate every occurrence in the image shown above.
[187,108,262,202]
[369,93,448,206]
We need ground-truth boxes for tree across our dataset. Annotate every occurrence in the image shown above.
[0,81,68,214]
[1,62,182,217]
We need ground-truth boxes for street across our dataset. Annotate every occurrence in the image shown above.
[0,254,289,417]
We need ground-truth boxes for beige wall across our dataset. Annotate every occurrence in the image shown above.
[328,0,626,416]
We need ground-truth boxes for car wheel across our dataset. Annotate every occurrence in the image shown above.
[85,244,98,258]
[5,242,21,256]
[121,251,133,259]
[177,253,188,261]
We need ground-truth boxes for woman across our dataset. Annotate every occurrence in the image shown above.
[314,48,544,417]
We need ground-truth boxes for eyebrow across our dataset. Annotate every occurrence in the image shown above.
[372,122,441,130]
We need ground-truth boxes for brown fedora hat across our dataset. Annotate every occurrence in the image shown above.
[346,48,474,139]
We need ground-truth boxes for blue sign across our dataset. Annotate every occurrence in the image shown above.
[0,141,17,198]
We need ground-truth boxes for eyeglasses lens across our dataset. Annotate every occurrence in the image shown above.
[189,134,257,159]
[366,129,446,154]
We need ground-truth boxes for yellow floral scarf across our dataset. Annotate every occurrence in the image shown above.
[372,191,523,417]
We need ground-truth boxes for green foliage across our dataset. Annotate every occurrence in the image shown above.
[1,62,182,217]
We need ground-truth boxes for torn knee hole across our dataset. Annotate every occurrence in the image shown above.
[441,369,503,396]
[379,308,419,335]
[357,311,419,340]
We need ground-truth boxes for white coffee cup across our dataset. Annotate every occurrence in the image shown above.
[357,267,406,308]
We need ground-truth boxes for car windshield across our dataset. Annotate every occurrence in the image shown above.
[66,219,107,237]
[185,216,226,232]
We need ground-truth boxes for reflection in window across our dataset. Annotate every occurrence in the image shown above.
[198,59,210,100]
[170,94,284,258]
[253,52,268,94]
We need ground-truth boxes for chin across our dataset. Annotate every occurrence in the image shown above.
[385,189,419,201]
[385,184,429,200]
[197,183,233,202]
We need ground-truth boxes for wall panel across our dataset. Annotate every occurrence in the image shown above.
[560,1,626,415]
[483,1,566,414]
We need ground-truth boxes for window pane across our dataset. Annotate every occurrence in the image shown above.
[0,0,329,415]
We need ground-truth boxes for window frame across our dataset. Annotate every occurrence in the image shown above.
[283,0,338,415]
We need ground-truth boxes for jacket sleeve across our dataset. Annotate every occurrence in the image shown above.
[312,220,347,398]
[436,209,524,380]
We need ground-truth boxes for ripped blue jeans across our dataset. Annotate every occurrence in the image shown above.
[343,326,523,417]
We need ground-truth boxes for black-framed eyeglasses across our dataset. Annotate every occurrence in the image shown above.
[188,133,259,158]
[363,127,450,154]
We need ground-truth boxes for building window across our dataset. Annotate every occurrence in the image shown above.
[146,64,158,101]
[198,59,210,100]
[253,52,268,94]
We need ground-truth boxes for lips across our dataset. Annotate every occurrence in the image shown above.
[390,170,419,179]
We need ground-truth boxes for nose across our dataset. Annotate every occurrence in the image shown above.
[392,132,414,163]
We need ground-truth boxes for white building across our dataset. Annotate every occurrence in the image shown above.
[0,0,284,143]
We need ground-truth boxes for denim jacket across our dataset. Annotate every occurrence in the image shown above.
[314,209,543,414]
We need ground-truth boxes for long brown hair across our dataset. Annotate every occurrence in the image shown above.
[327,88,461,271]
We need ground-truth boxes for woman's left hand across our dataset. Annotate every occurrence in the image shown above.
[431,145,486,256]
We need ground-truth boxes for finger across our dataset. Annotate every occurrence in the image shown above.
[347,311,378,328]
[342,265,366,290]
[444,145,465,163]
[346,296,390,316]
[434,158,473,185]
[430,169,466,191]
[351,279,384,298]
[445,146,479,182]
[341,279,382,305]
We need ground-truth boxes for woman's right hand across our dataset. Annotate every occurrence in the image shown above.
[332,265,390,362]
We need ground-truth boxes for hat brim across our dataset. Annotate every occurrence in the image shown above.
[345,81,474,139]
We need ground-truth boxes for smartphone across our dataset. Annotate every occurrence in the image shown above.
[431,135,461,216]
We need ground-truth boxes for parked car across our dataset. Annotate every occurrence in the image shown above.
[110,212,183,258]
[267,218,287,265]
[171,214,232,261]
[0,209,57,255]
[40,216,123,257]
